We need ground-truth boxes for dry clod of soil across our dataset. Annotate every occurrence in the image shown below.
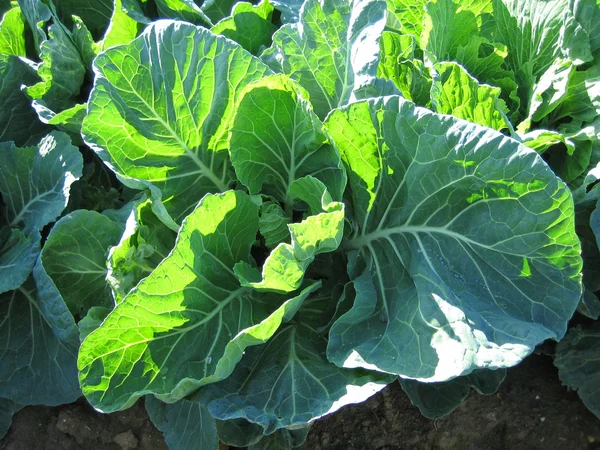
[114,430,138,450]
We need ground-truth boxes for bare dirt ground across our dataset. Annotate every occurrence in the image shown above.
[2,355,599,450]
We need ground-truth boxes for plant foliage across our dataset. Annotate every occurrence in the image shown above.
[1,0,599,447]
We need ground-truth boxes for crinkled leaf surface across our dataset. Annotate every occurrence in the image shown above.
[234,177,345,293]
[492,0,593,113]
[524,59,574,124]
[40,210,124,317]
[229,75,346,204]
[263,0,388,119]
[107,197,176,303]
[377,32,432,107]
[324,96,582,381]
[259,201,291,249]
[83,20,271,222]
[24,19,87,115]
[0,269,80,405]
[519,129,575,154]
[550,64,600,124]
[203,297,392,434]
[431,61,508,130]
[385,0,428,42]
[146,396,218,450]
[555,324,600,418]
[0,132,82,234]
[399,368,506,418]
[78,190,320,412]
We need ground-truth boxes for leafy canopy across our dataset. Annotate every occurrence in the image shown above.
[1,0,599,446]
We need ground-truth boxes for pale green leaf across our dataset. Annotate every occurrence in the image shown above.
[24,21,87,114]
[550,64,600,124]
[385,0,428,42]
[83,20,271,222]
[377,32,432,107]
[102,0,140,50]
[42,103,87,144]
[234,177,345,293]
[107,196,176,303]
[519,129,575,154]
[525,59,574,124]
[454,36,520,120]
[71,15,100,68]
[492,0,593,114]
[154,0,211,24]
[324,96,582,381]
[431,62,509,131]
[0,7,26,56]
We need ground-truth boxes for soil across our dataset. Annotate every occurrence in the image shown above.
[2,355,599,450]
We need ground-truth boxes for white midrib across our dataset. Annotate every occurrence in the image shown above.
[9,190,55,228]
[347,225,491,251]
[149,113,228,192]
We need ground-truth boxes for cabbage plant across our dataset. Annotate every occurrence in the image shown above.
[1,0,599,448]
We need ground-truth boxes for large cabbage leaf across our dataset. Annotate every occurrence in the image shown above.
[83,20,271,223]
[78,190,320,412]
[325,95,582,381]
